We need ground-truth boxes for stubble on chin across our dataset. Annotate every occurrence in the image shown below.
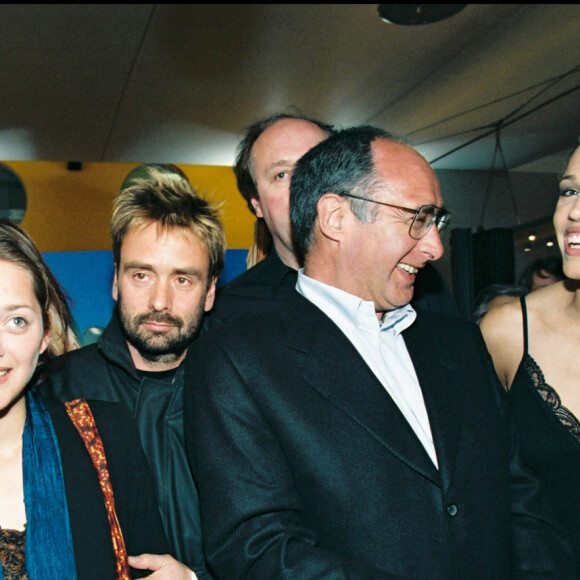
[117,302,204,364]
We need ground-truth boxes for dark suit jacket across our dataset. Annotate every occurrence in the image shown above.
[202,248,297,334]
[185,291,567,580]
[43,396,169,579]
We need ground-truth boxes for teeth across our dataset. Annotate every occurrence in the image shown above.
[0,370,7,376]
[568,234,580,244]
[398,263,418,275]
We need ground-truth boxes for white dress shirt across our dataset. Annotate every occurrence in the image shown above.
[296,270,438,467]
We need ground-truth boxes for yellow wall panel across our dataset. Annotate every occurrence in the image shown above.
[4,161,255,252]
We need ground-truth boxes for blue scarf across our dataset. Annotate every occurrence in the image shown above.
[0,390,77,579]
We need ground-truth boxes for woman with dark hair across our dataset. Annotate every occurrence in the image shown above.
[518,255,564,293]
[0,218,171,579]
[480,145,580,575]
[471,283,527,324]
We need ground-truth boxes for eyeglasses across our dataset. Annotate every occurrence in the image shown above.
[340,192,451,240]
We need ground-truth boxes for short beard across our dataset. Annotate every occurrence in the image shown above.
[117,301,205,365]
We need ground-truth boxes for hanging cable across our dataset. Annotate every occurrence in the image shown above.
[100,5,158,161]
[428,82,580,165]
[479,127,500,227]
[405,63,580,142]
[496,132,520,225]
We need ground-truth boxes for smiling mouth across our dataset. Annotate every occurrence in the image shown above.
[567,234,580,248]
[397,262,419,275]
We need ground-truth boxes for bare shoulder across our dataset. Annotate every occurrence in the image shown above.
[479,297,524,389]
[524,280,568,325]
[479,296,523,347]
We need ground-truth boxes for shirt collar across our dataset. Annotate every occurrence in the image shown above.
[296,270,416,336]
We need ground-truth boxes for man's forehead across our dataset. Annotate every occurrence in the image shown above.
[372,138,427,165]
[125,221,189,240]
[251,119,327,169]
[371,139,441,200]
[121,222,207,256]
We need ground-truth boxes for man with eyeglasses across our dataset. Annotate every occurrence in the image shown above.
[202,113,457,335]
[184,126,567,579]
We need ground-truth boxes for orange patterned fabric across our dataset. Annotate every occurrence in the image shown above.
[65,399,131,580]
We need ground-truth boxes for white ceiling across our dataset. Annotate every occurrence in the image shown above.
[0,4,579,171]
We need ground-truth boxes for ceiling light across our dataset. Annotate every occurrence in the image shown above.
[524,243,532,252]
[546,240,554,247]
[378,4,467,25]
[528,233,536,242]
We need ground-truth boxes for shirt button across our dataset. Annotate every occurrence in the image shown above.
[447,504,458,517]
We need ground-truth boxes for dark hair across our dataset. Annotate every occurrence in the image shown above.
[471,283,527,324]
[290,125,392,261]
[234,112,336,214]
[517,256,564,293]
[0,218,76,356]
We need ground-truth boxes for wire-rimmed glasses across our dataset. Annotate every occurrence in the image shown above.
[340,192,450,240]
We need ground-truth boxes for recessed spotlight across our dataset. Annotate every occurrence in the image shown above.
[546,240,554,247]
[528,233,536,242]
[378,4,467,25]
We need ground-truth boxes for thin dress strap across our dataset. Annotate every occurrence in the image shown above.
[519,295,529,355]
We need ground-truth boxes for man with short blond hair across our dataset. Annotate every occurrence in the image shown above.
[42,166,224,579]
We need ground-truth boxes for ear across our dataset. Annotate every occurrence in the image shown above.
[317,193,346,243]
[250,196,264,218]
[204,277,217,312]
[112,267,119,301]
[39,328,51,356]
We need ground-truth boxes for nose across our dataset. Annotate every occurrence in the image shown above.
[568,196,580,221]
[419,225,445,261]
[149,279,172,312]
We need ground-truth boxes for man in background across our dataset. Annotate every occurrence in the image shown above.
[40,166,225,578]
[202,112,335,329]
[518,255,564,292]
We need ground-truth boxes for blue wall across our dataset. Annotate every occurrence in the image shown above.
[43,249,248,342]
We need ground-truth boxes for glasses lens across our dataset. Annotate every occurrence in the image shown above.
[436,210,450,233]
[410,206,436,239]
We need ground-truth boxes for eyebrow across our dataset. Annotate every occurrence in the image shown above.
[123,262,203,277]
[173,268,203,277]
[558,170,579,183]
[122,261,154,271]
[266,159,293,172]
[3,304,35,313]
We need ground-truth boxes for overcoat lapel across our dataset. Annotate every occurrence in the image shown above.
[404,317,464,492]
[281,293,440,485]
